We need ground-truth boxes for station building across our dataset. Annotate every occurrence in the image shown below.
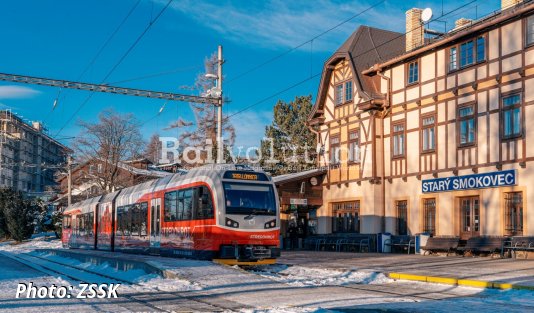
[308,0,534,239]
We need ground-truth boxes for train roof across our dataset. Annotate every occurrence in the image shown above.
[65,164,273,210]
[64,195,102,215]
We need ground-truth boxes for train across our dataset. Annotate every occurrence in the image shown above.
[62,164,281,265]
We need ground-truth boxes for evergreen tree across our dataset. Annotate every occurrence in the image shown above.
[3,189,36,242]
[0,189,9,239]
[260,95,316,175]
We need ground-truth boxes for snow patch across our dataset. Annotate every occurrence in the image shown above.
[237,307,338,313]
[0,237,61,253]
[249,264,392,287]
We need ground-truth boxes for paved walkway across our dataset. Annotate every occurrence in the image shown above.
[278,251,534,288]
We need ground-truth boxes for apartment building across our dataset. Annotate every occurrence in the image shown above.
[308,0,534,239]
[0,110,71,196]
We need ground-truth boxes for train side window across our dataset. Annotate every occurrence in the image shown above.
[131,204,141,236]
[164,191,178,222]
[139,202,148,236]
[196,186,214,219]
[183,189,193,220]
[63,216,71,229]
[177,190,185,220]
[87,212,94,236]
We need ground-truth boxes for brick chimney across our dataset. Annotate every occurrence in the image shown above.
[406,8,424,52]
[455,18,473,29]
[501,0,523,10]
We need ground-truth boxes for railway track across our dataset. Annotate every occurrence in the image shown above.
[0,250,248,312]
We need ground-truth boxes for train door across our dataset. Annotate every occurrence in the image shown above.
[459,196,480,240]
[150,198,161,254]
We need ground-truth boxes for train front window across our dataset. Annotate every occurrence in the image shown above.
[224,183,276,216]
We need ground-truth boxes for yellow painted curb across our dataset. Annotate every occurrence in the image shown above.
[426,276,458,285]
[388,272,534,291]
[458,279,493,288]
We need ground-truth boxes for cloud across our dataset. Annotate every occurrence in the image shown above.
[164,0,404,51]
[0,85,40,99]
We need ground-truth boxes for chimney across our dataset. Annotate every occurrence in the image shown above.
[32,121,42,132]
[406,8,424,52]
[455,18,473,29]
[501,0,523,10]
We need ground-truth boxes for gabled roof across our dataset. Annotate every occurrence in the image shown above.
[310,26,405,120]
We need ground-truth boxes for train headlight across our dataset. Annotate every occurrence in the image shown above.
[264,219,276,229]
[225,217,239,228]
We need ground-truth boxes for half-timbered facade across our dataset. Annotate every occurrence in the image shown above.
[309,0,534,238]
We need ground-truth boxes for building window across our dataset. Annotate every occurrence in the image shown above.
[476,36,485,63]
[527,15,534,46]
[97,163,103,173]
[423,198,436,236]
[335,84,343,105]
[450,36,486,71]
[458,105,476,146]
[505,192,523,236]
[348,130,359,163]
[502,94,522,139]
[332,201,360,233]
[330,136,340,164]
[421,115,436,152]
[396,200,408,236]
[344,81,353,102]
[449,47,458,71]
[460,40,474,67]
[392,123,405,157]
[335,81,353,105]
[408,61,419,84]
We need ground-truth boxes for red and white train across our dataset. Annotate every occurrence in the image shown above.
[62,164,281,265]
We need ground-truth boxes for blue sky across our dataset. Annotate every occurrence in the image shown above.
[0,0,499,149]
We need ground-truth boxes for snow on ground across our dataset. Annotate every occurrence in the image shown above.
[248,264,391,287]
[236,307,337,313]
[0,236,61,253]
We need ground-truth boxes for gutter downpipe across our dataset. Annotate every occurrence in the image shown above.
[376,69,391,233]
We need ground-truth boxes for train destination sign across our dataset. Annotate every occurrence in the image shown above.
[422,170,516,193]
[223,171,269,181]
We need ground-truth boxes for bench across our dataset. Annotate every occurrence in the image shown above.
[501,236,534,259]
[336,237,371,253]
[421,237,460,256]
[384,235,415,254]
[458,236,509,256]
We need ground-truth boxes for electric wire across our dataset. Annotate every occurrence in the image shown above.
[54,0,174,137]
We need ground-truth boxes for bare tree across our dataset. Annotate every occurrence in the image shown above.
[74,109,144,192]
[144,133,162,164]
[167,53,236,165]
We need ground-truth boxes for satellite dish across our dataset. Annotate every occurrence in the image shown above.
[421,8,433,23]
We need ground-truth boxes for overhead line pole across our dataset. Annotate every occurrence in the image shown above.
[217,45,224,164]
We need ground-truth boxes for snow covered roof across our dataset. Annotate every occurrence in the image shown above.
[272,168,327,185]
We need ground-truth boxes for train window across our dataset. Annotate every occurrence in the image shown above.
[139,202,148,236]
[63,216,71,229]
[195,186,214,219]
[183,189,193,220]
[164,191,178,222]
[131,204,141,236]
[224,183,276,216]
[164,188,195,221]
[87,212,94,236]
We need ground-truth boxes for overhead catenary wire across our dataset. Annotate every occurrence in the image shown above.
[185,0,480,139]
[225,0,386,85]
[44,0,142,126]
[54,0,174,137]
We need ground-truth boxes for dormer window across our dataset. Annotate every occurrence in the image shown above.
[334,81,353,106]
[449,35,486,72]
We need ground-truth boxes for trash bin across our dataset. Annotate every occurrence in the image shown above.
[416,233,430,254]
[377,233,392,253]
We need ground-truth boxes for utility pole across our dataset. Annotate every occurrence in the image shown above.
[216,45,224,164]
[67,155,72,206]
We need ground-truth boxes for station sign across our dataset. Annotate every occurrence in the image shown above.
[422,170,516,193]
[290,198,308,205]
